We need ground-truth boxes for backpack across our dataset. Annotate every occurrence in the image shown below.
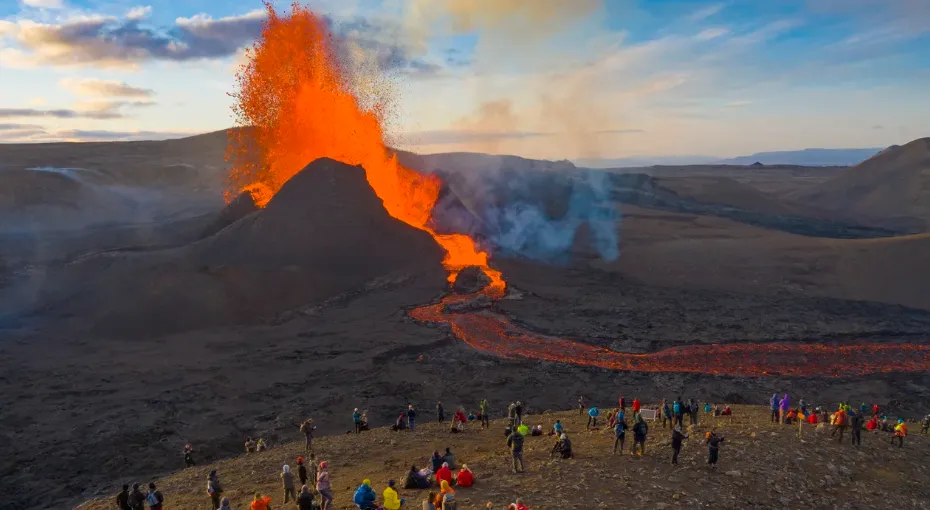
[146,491,160,507]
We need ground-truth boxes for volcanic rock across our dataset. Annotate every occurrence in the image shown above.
[442,293,493,313]
[199,190,259,238]
[27,158,448,337]
[453,265,492,294]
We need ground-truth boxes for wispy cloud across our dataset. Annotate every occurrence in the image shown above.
[695,28,729,41]
[689,3,725,22]
[60,78,154,98]
[0,107,122,120]
[723,100,752,108]
[126,5,152,21]
[22,0,64,8]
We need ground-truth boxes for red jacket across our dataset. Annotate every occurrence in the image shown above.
[632,399,641,412]
[456,469,473,487]
[436,466,452,486]
[454,411,467,423]
[807,413,818,424]
[866,418,878,430]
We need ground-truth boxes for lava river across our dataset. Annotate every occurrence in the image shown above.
[231,3,930,379]
[410,294,930,377]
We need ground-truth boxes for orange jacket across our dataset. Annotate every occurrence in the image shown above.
[251,496,271,510]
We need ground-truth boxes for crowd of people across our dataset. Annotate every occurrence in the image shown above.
[113,396,927,510]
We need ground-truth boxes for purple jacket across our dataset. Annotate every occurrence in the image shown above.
[779,394,790,411]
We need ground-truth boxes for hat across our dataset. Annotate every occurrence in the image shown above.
[319,461,328,469]
[363,478,371,486]
[560,433,567,440]
[297,456,304,463]
[388,479,396,487]
[148,482,156,489]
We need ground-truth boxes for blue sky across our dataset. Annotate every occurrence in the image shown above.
[0,0,928,158]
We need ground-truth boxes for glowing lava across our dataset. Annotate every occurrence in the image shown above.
[229,3,927,378]
[410,297,930,377]
[226,1,504,293]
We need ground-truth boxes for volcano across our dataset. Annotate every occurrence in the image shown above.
[26,158,447,337]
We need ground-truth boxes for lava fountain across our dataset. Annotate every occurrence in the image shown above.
[229,2,930,378]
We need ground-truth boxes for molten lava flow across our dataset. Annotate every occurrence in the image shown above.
[226,2,504,294]
[409,300,930,377]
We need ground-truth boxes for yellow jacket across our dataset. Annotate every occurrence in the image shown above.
[383,486,402,510]
[895,423,908,436]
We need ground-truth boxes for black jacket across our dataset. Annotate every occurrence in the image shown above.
[298,491,315,510]
[671,430,688,448]
[116,490,131,510]
[128,489,146,510]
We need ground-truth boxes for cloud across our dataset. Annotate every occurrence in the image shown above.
[409,0,603,38]
[689,3,725,21]
[126,5,152,21]
[0,125,194,142]
[60,78,154,97]
[0,122,44,130]
[723,100,752,108]
[695,28,729,41]
[0,9,266,68]
[22,0,64,8]
[407,129,551,145]
[0,100,152,120]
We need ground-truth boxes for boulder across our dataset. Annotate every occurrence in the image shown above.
[453,266,492,294]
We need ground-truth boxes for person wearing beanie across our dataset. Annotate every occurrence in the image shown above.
[317,461,332,510]
[297,456,309,486]
[382,479,405,510]
[281,464,296,503]
[353,478,377,509]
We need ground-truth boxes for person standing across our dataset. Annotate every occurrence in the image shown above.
[689,399,698,426]
[281,465,297,503]
[660,399,670,429]
[673,397,684,427]
[317,461,333,510]
[480,398,490,428]
[116,484,131,510]
[850,411,863,446]
[770,394,779,423]
[145,483,164,510]
[706,431,725,469]
[299,418,316,451]
[613,416,627,454]
[671,426,688,465]
[893,419,908,448]
[632,398,641,416]
[407,404,417,431]
[507,426,526,473]
[354,408,363,434]
[128,483,146,510]
[207,470,223,510]
[779,394,790,424]
[578,395,585,416]
[514,401,524,426]
[297,486,315,510]
[631,415,649,456]
[437,401,445,423]
[183,443,195,467]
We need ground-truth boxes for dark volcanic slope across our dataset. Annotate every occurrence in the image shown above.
[794,137,930,232]
[6,158,447,337]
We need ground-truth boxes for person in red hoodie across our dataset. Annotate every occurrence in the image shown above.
[866,416,878,431]
[632,398,641,415]
[435,462,453,487]
[455,464,474,488]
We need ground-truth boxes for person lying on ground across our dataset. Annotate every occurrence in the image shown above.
[405,465,431,490]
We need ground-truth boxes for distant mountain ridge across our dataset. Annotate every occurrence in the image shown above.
[577,147,886,168]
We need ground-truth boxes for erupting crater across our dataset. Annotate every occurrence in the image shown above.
[229,2,930,378]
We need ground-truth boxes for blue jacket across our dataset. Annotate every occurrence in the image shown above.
[353,484,376,507]
[673,401,681,414]
[770,395,778,410]
[353,412,361,423]
[588,407,600,417]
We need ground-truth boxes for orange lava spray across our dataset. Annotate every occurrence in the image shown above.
[226,1,504,294]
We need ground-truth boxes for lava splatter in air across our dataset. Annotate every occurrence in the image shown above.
[226,1,504,293]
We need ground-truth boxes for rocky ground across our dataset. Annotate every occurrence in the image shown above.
[76,405,930,510]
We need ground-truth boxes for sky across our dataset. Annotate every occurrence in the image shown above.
[0,0,928,159]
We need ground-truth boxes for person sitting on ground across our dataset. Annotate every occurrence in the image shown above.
[921,414,930,435]
[219,497,233,510]
[517,423,529,436]
[807,411,819,425]
[393,413,407,432]
[880,416,891,432]
[442,448,457,469]
[468,412,476,422]
[256,438,267,452]
[704,402,712,414]
[431,451,444,472]
[436,462,453,487]
[456,464,474,488]
[721,405,732,416]
[508,498,529,510]
[712,404,721,417]
[552,420,564,436]
[438,480,456,509]
[531,425,543,437]
[383,479,405,510]
[454,408,467,432]
[785,408,798,425]
[866,415,878,431]
[405,465,431,490]
[353,479,377,510]
[297,485,315,510]
[552,433,573,459]
[423,492,437,510]
[245,437,257,454]
[503,425,513,437]
[251,492,272,510]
